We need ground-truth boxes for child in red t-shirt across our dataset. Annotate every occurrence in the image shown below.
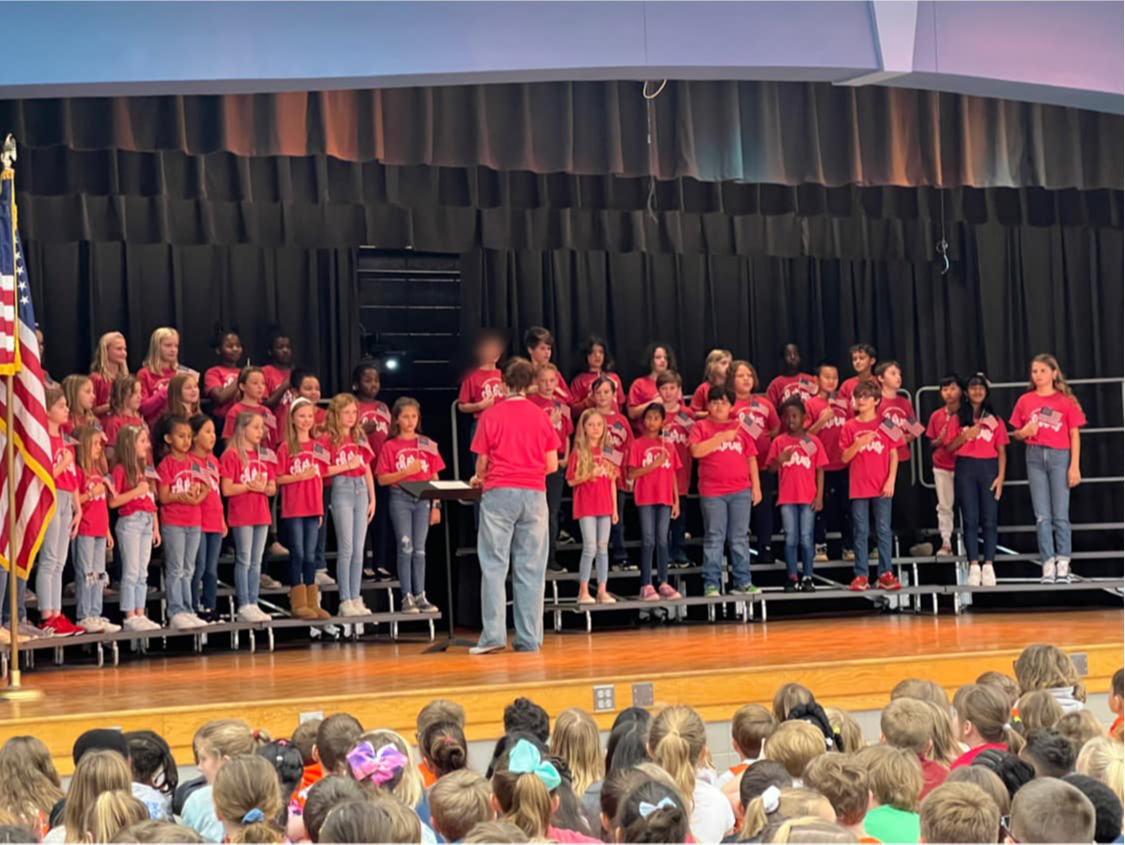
[766,342,817,408]
[592,375,634,571]
[1009,354,1086,584]
[189,416,226,622]
[109,424,161,631]
[165,371,202,428]
[73,424,119,633]
[689,385,762,596]
[657,371,694,566]
[376,397,447,614]
[61,374,99,436]
[567,409,620,605]
[204,328,245,424]
[839,342,877,407]
[222,367,279,449]
[628,403,682,601]
[528,364,574,575]
[157,416,210,630]
[875,360,923,557]
[89,330,129,421]
[277,398,330,621]
[731,359,780,565]
[926,374,964,556]
[628,342,676,435]
[138,327,182,426]
[840,382,900,592]
[104,375,147,457]
[569,335,626,421]
[690,349,734,418]
[767,398,827,591]
[804,362,852,563]
[262,327,294,411]
[525,327,571,405]
[354,362,393,579]
[38,387,83,636]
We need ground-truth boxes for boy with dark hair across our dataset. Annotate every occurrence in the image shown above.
[503,697,550,743]
[1020,727,1077,778]
[524,326,570,403]
[1061,774,1124,844]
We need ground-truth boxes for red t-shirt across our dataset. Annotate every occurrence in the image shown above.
[569,371,625,419]
[325,435,371,480]
[376,436,447,487]
[457,367,505,418]
[471,395,557,493]
[566,448,617,518]
[76,466,110,537]
[950,413,1010,460]
[628,436,681,507]
[627,377,660,432]
[220,447,274,527]
[878,394,916,462]
[600,410,634,491]
[103,414,146,447]
[262,365,292,400]
[803,394,849,470]
[733,395,778,465]
[840,418,895,499]
[919,757,949,800]
[1009,391,1086,451]
[766,373,817,408]
[223,402,278,448]
[527,394,574,457]
[541,372,571,406]
[204,365,242,421]
[688,418,757,497]
[50,434,79,493]
[926,408,960,471]
[110,463,157,517]
[950,742,1006,770]
[277,440,324,518]
[192,454,224,533]
[356,400,392,464]
[690,382,719,415]
[157,455,202,527]
[89,371,114,415]
[138,366,178,424]
[767,433,828,505]
[663,407,695,495]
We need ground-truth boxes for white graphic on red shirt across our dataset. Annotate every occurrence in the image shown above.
[239,463,265,485]
[884,409,908,428]
[781,383,812,402]
[289,455,320,477]
[664,428,689,446]
[481,379,506,402]
[859,438,886,456]
[976,427,995,444]
[359,407,391,436]
[642,447,671,469]
[782,451,813,470]
[169,470,194,496]
[334,446,363,468]
[85,478,106,502]
[607,423,629,450]
[716,440,745,455]
[395,452,431,477]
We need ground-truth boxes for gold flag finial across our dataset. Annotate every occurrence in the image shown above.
[1,136,15,171]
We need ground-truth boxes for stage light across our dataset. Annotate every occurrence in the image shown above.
[385,357,400,372]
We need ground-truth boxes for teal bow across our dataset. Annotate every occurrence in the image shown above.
[639,797,675,817]
[508,739,561,791]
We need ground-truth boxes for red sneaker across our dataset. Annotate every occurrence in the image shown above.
[848,576,870,592]
[41,614,79,637]
[877,572,902,591]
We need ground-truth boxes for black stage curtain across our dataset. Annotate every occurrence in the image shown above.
[23,240,360,393]
[2,81,1120,188]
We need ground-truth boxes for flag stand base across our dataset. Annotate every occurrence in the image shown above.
[0,671,42,701]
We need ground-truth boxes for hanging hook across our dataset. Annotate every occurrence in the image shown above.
[937,190,950,275]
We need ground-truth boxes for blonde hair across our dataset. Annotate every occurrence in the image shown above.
[766,817,857,844]
[1015,690,1064,732]
[194,719,258,764]
[142,327,179,373]
[284,398,316,457]
[113,819,206,843]
[881,698,933,756]
[1055,709,1104,754]
[462,821,530,844]
[890,678,950,709]
[824,707,864,754]
[74,424,109,477]
[166,372,201,418]
[550,708,604,798]
[953,684,1024,754]
[648,706,708,813]
[921,700,960,767]
[777,787,835,822]
[429,770,493,842]
[83,790,148,843]
[212,755,283,844]
[1014,643,1087,701]
[1075,736,1124,806]
[356,729,422,809]
[803,754,869,826]
[732,703,778,759]
[976,670,1021,708]
[854,745,923,813]
[919,782,1001,845]
[227,411,264,467]
[90,332,128,382]
[772,683,813,721]
[491,751,553,839]
[64,750,133,843]
[945,765,1011,816]
[63,373,96,427]
[763,720,826,778]
[1030,353,1083,412]
[109,375,141,419]
[571,408,614,486]
[0,735,64,824]
[702,349,734,384]
[324,393,362,448]
[111,425,148,490]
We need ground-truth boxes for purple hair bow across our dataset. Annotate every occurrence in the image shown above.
[347,741,408,786]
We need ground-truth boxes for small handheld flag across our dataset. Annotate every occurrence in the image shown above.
[740,416,763,440]
[258,446,278,464]
[62,433,78,447]
[798,374,817,392]
[177,365,201,380]
[312,442,331,464]
[263,413,277,430]
[1038,407,1060,421]
[604,447,624,468]
[904,415,926,437]
[880,417,904,443]
[829,394,848,411]
[417,436,439,456]
[144,465,161,481]
[102,473,116,491]
[191,462,208,482]
[980,414,999,431]
[799,436,818,456]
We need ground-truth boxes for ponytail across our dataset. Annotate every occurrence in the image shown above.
[648,706,708,813]
[739,785,783,842]
[507,772,552,839]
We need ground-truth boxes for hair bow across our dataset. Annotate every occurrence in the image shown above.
[508,738,561,791]
[639,797,676,818]
[761,785,781,814]
[347,741,408,786]
[241,808,265,824]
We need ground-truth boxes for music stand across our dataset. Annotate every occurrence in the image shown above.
[398,480,481,652]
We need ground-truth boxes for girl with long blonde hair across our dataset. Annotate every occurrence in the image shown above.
[74,425,119,633]
[60,750,133,843]
[567,408,618,605]
[220,413,275,622]
[109,425,161,631]
[62,373,98,434]
[212,755,284,844]
[649,705,734,842]
[104,375,146,453]
[89,330,129,418]
[691,348,734,418]
[550,708,605,799]
[138,327,182,425]
[0,736,63,836]
[1010,353,1087,584]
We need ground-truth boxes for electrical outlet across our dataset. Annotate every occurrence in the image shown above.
[299,710,324,724]
[593,685,616,713]
[1071,652,1088,676]
[632,682,654,707]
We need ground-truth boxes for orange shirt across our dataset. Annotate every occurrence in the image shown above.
[420,761,438,788]
[1111,714,1123,738]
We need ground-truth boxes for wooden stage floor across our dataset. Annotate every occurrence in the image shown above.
[2,609,1120,772]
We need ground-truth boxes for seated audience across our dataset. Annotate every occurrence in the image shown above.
[1008,777,1096,844]
[918,782,1000,844]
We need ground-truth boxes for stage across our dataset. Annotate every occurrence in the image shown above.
[0,609,1119,773]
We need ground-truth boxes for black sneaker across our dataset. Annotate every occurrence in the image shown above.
[784,578,799,593]
[547,560,565,573]
[610,561,626,573]
[800,577,816,593]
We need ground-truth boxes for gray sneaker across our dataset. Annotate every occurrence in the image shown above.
[469,643,506,655]
[400,594,420,614]
[414,594,439,613]
[1055,558,1072,584]
[1041,558,1056,584]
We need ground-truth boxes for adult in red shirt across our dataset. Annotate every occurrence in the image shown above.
[569,335,626,421]
[804,362,852,562]
[627,342,676,434]
[688,385,762,596]
[470,359,559,654]
[766,342,817,408]
[1009,354,1086,585]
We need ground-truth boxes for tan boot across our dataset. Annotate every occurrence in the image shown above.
[289,585,317,620]
[306,584,331,620]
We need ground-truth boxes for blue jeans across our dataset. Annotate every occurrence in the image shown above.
[388,487,432,597]
[699,490,753,591]
[851,497,892,578]
[73,535,107,620]
[36,490,73,612]
[955,456,1000,563]
[638,504,671,586]
[780,504,816,579]
[477,488,548,652]
[162,525,201,618]
[331,476,370,601]
[116,511,155,613]
[285,516,320,587]
[669,511,689,561]
[193,532,222,611]
[578,515,612,585]
[232,524,268,607]
[1026,445,1072,562]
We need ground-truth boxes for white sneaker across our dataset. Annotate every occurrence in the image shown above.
[1041,558,1056,584]
[1055,558,1072,584]
[937,545,955,557]
[339,600,366,618]
[135,616,161,631]
[981,563,997,587]
[967,563,982,586]
[238,604,263,623]
[78,617,108,634]
[355,599,373,614]
[97,617,122,633]
[123,616,147,632]
[170,613,199,630]
[314,570,336,586]
[188,613,210,627]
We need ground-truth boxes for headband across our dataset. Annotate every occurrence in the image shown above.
[347,741,408,786]
[508,739,561,791]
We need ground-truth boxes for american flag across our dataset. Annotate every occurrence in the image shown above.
[417,435,439,456]
[799,435,818,456]
[0,170,56,579]
[904,415,926,437]
[880,416,904,443]
[980,414,999,431]
[312,441,331,464]
[740,415,763,439]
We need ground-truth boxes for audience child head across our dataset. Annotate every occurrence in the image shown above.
[416,699,466,738]
[918,782,1000,844]
[64,750,133,843]
[647,705,709,811]
[606,720,651,773]
[764,720,827,778]
[823,708,864,754]
[1061,774,1123,844]
[0,736,64,824]
[1009,777,1095,844]
[945,764,1011,818]
[972,749,1035,800]
[738,760,794,841]
[349,730,422,808]
[255,741,303,808]
[1020,727,1077,778]
[490,738,563,840]
[81,791,148,844]
[462,820,530,843]
[891,677,951,709]
[1055,709,1104,754]
[125,730,178,806]
[764,817,857,844]
[373,795,423,843]
[1075,736,1124,806]
[551,708,604,798]
[504,697,551,744]
[855,745,923,814]
[193,720,258,785]
[487,732,548,780]
[977,670,1022,708]
[1111,668,1124,732]
[1015,690,1064,733]
[1013,644,1086,705]
[777,788,836,822]
[313,714,363,777]
[418,720,468,780]
[212,755,283,844]
[785,700,843,752]
[731,703,777,763]
[882,697,937,759]
[112,820,204,843]
[546,755,596,837]
[302,777,364,844]
[773,683,814,722]
[954,684,1025,755]
[920,700,960,767]
[612,775,690,844]
[317,800,393,845]
[802,754,870,833]
[290,719,320,768]
[429,769,493,842]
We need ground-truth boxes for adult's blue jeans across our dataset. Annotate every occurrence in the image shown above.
[954,456,1000,563]
[850,497,892,578]
[1025,445,1072,563]
[780,503,815,579]
[699,489,753,591]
